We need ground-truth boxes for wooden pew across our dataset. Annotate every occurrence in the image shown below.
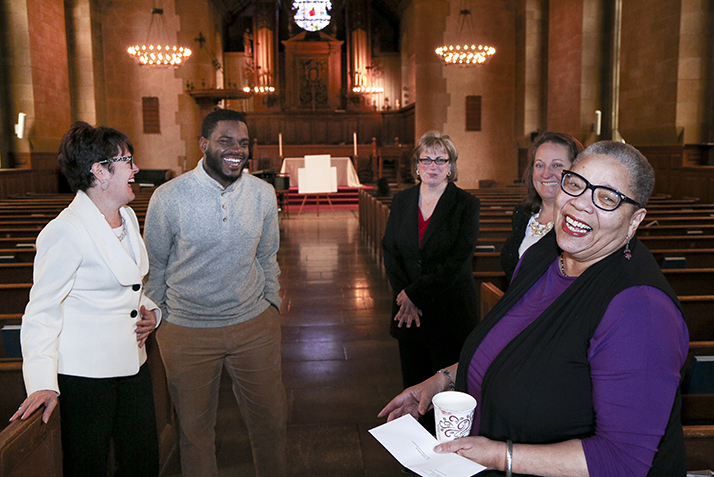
[651,248,714,268]
[0,341,177,475]
[0,264,33,284]
[0,399,62,477]
[683,341,714,471]
[0,285,31,315]
[0,248,36,263]
[480,281,504,320]
[680,297,714,342]
[473,252,501,272]
[662,269,714,296]
[0,240,38,251]
[0,361,26,424]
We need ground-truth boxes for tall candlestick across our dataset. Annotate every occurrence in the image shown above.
[279,133,283,157]
[353,132,358,157]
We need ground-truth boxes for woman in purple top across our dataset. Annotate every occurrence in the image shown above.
[379,141,689,477]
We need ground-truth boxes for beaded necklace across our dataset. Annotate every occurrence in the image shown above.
[529,212,553,236]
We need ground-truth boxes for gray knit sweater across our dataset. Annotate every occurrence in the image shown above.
[143,159,281,328]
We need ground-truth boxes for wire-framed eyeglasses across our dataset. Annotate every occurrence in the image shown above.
[418,157,450,166]
[97,156,134,169]
[560,170,641,211]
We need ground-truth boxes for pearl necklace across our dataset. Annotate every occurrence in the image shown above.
[559,254,569,277]
[529,212,553,236]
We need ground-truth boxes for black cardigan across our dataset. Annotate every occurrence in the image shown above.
[382,182,480,343]
[457,232,686,477]
[500,203,530,282]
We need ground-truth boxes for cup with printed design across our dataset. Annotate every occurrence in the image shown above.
[432,391,477,443]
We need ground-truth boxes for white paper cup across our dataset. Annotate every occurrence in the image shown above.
[432,391,477,443]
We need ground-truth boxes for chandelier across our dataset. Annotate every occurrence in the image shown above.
[293,0,332,32]
[435,2,495,66]
[352,86,383,94]
[127,7,192,67]
[243,86,276,94]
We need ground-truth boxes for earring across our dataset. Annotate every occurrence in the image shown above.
[416,169,420,176]
[623,235,632,260]
[447,170,451,177]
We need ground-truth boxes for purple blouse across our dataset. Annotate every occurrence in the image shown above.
[467,259,689,477]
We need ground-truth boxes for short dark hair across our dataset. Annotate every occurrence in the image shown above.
[201,109,248,139]
[58,121,134,192]
[575,141,654,206]
[521,132,583,215]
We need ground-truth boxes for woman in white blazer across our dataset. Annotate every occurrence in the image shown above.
[11,122,161,476]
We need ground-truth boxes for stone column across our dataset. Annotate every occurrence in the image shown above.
[412,0,449,137]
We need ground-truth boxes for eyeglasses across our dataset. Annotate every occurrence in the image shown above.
[97,156,134,168]
[418,157,450,166]
[560,170,641,211]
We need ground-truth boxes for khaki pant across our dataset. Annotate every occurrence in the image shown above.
[157,306,287,477]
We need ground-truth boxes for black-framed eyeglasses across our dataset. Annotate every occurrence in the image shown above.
[97,156,134,168]
[560,170,641,211]
[418,157,450,166]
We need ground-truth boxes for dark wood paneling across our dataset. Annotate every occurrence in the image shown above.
[636,145,714,203]
[0,153,59,200]
[244,107,414,147]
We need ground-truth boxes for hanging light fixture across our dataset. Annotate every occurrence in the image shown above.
[435,1,495,66]
[243,86,276,94]
[127,6,192,67]
[352,86,383,94]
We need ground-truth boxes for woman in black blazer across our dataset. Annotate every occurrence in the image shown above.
[382,132,480,397]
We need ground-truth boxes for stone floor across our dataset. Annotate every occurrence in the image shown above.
[162,209,405,476]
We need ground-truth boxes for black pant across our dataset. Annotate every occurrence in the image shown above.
[58,363,159,477]
[398,333,463,434]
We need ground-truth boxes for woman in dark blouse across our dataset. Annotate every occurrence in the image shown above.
[382,131,480,393]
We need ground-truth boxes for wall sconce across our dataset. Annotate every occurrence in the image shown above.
[15,113,26,139]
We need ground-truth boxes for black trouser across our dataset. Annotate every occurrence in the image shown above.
[398,333,463,434]
[58,363,159,477]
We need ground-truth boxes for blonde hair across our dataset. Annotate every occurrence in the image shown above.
[411,131,458,182]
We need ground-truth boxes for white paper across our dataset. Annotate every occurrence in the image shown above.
[369,415,486,477]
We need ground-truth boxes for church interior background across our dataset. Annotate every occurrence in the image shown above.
[1,0,713,199]
[2,1,714,474]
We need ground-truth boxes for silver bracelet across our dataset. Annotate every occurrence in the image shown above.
[506,439,513,477]
[437,369,455,390]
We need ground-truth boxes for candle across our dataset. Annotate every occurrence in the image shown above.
[279,133,283,157]
[353,132,358,157]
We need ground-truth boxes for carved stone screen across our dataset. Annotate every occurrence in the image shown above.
[282,31,343,111]
[299,58,329,108]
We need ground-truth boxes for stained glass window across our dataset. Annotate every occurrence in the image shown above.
[293,0,332,31]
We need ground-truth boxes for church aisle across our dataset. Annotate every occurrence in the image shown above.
[162,210,405,476]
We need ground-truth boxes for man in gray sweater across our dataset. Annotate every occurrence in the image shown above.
[144,109,286,477]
